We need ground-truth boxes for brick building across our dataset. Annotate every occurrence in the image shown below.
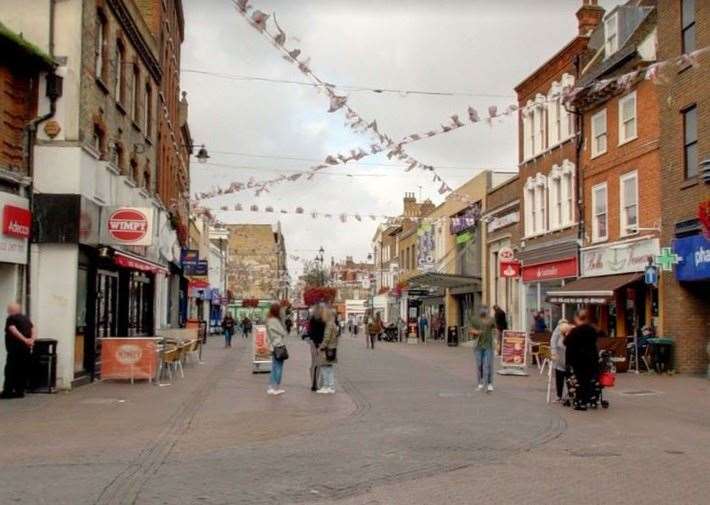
[657,0,710,374]
[226,223,287,302]
[483,175,522,330]
[551,3,662,339]
[135,0,191,241]
[514,1,602,332]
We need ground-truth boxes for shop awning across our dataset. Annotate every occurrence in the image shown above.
[546,273,642,305]
[408,272,481,290]
[114,250,169,274]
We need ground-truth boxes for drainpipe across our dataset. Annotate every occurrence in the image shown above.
[24,0,60,314]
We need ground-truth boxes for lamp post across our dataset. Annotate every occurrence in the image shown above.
[181,142,210,163]
[317,246,325,286]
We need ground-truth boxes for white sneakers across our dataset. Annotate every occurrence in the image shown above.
[476,384,484,391]
[267,388,285,395]
[476,384,494,392]
[486,384,494,392]
[316,387,335,394]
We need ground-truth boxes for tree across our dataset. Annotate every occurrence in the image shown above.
[301,259,329,287]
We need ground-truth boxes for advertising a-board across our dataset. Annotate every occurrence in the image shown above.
[252,324,272,372]
[500,330,527,367]
[100,337,159,381]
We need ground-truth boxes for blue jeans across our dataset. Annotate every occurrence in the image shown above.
[224,329,233,346]
[474,347,493,386]
[270,357,284,386]
[320,365,335,389]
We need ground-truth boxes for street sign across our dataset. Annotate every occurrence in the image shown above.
[644,265,658,285]
[498,246,515,262]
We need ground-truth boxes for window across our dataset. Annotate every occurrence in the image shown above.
[536,182,546,232]
[115,41,125,103]
[683,105,698,178]
[143,165,151,190]
[604,13,618,56]
[92,124,105,157]
[548,85,561,147]
[592,183,608,242]
[591,109,607,157]
[620,171,638,235]
[528,186,536,235]
[95,12,108,80]
[682,0,696,54]
[563,171,574,225]
[560,73,576,139]
[534,98,546,154]
[130,158,139,181]
[114,143,125,173]
[131,65,140,122]
[548,169,562,229]
[144,83,152,136]
[619,92,637,144]
[523,105,534,159]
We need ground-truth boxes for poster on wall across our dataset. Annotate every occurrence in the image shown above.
[498,330,528,376]
[417,224,435,272]
[252,324,272,373]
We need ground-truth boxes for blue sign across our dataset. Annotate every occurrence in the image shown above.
[181,248,208,276]
[673,234,710,282]
[644,265,658,285]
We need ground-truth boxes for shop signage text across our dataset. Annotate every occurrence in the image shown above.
[521,257,577,282]
[102,207,154,246]
[450,203,481,234]
[581,238,659,277]
[2,205,31,238]
[673,234,710,282]
[487,211,519,233]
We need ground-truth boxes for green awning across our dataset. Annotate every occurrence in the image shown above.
[0,21,57,68]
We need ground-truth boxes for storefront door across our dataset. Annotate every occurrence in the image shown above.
[127,272,154,336]
[95,270,119,374]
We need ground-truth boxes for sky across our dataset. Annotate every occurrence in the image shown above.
[182,0,621,278]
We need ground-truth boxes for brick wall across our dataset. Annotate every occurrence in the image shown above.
[656,0,710,374]
[226,224,282,300]
[0,61,38,173]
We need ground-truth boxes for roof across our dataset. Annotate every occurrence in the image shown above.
[546,273,642,304]
[0,21,56,68]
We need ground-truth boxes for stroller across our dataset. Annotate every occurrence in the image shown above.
[564,350,615,410]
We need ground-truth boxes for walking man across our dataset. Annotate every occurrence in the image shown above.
[221,312,236,348]
[493,304,508,354]
[367,312,383,349]
[1,303,35,399]
[469,306,496,393]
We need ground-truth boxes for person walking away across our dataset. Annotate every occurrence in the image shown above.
[419,315,429,343]
[367,313,383,349]
[317,309,340,393]
[306,306,326,391]
[564,309,599,411]
[397,317,406,342]
[242,316,252,338]
[266,303,288,395]
[493,305,508,354]
[532,310,547,333]
[469,306,496,393]
[550,319,573,402]
[221,313,236,348]
[1,303,35,399]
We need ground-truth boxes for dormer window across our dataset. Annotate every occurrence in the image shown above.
[604,13,619,57]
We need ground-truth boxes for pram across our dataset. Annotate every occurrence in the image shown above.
[564,349,615,409]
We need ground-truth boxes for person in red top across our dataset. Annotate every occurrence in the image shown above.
[1,303,36,399]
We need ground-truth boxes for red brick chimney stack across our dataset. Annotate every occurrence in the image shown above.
[576,0,605,37]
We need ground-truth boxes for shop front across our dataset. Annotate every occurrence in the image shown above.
[520,255,578,333]
[547,236,660,338]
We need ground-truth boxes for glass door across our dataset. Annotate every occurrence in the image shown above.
[95,270,119,371]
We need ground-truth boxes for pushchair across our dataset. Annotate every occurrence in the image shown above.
[564,350,614,410]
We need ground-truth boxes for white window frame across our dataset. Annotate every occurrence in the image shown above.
[560,73,576,140]
[547,83,561,147]
[524,178,535,236]
[548,165,563,230]
[605,13,619,57]
[523,102,534,160]
[618,91,638,145]
[534,95,546,154]
[591,182,608,243]
[535,174,547,234]
[561,161,575,227]
[591,109,607,158]
[619,170,639,237]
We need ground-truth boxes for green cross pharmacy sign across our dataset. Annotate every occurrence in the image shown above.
[655,247,682,272]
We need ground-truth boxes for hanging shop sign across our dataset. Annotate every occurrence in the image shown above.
[417,224,435,272]
[181,248,209,277]
[500,330,527,367]
[581,238,659,277]
[487,211,519,233]
[673,234,710,282]
[450,203,481,234]
[114,251,168,274]
[521,257,577,282]
[500,261,521,278]
[101,207,154,246]
[0,192,30,264]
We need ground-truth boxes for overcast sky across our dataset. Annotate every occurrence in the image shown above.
[182,0,620,278]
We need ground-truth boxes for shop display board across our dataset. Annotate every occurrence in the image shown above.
[252,324,272,373]
[500,330,528,368]
[100,337,160,383]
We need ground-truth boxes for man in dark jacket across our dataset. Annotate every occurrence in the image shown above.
[2,303,35,399]
[564,309,599,411]
[306,307,326,391]
[493,305,508,353]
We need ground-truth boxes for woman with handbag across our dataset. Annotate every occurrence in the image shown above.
[266,303,289,396]
[317,309,339,394]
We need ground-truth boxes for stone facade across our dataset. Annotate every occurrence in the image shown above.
[656,0,710,374]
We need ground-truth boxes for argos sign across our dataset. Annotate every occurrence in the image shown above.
[102,207,154,246]
[3,205,31,238]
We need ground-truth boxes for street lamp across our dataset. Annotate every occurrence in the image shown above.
[317,246,325,285]
[181,142,210,163]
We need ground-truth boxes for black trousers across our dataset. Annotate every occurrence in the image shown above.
[3,351,30,396]
[367,333,376,349]
[555,368,567,399]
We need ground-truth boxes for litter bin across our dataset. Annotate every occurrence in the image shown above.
[30,338,57,393]
[647,337,673,373]
[447,326,459,347]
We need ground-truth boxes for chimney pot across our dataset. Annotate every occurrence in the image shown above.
[576,0,605,36]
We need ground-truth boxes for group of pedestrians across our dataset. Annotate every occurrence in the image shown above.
[220,313,253,348]
[264,303,340,396]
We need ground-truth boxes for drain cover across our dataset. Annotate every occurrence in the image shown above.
[618,390,660,397]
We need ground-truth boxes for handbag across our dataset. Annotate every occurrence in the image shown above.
[325,348,337,362]
[273,345,289,361]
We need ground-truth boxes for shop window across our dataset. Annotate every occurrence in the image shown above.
[682,0,696,54]
[604,13,618,57]
[618,92,637,145]
[591,109,607,157]
[620,170,638,236]
[115,41,125,103]
[592,182,608,242]
[95,10,108,81]
[682,105,698,179]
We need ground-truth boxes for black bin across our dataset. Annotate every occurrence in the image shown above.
[447,326,459,347]
[30,338,57,393]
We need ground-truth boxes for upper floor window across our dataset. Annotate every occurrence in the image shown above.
[131,65,140,122]
[144,83,152,136]
[620,170,638,236]
[591,109,607,157]
[95,11,108,81]
[548,161,576,230]
[115,41,125,104]
[592,182,608,242]
[683,105,698,179]
[619,92,637,144]
[604,13,619,57]
[524,174,547,236]
[682,0,696,54]
[547,85,562,147]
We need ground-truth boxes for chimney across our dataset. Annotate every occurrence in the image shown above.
[403,192,417,217]
[576,0,605,37]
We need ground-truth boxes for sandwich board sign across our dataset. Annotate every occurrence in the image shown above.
[497,330,529,376]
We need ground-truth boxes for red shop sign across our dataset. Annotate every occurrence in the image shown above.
[522,257,578,282]
[500,261,521,278]
[3,205,31,238]
[108,208,148,242]
[114,252,167,274]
